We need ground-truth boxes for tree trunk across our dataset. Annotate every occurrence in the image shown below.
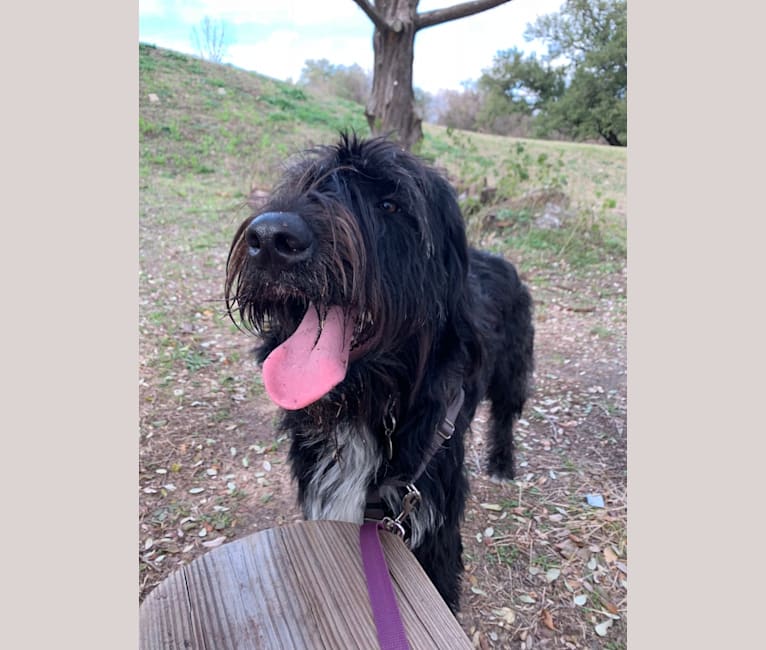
[601,130,624,147]
[366,1,422,150]
[353,0,512,150]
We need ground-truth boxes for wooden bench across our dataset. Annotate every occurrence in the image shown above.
[139,520,473,649]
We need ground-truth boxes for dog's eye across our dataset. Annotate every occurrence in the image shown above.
[379,200,400,214]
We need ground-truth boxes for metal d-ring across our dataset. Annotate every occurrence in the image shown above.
[379,484,422,541]
[380,516,406,538]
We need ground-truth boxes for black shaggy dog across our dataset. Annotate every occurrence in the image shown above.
[225,134,534,612]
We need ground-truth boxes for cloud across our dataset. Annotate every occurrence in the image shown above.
[413,0,562,91]
[137,0,168,17]
[228,31,373,82]
[141,0,369,27]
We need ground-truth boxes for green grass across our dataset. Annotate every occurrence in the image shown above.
[503,210,626,270]
[590,325,612,339]
[140,43,625,213]
[139,43,369,187]
[417,125,626,273]
[528,554,562,574]
[492,544,521,567]
[421,124,626,212]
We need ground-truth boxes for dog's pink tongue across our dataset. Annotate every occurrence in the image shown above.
[262,304,353,410]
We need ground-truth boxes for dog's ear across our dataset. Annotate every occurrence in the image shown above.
[426,170,484,380]
[426,171,470,282]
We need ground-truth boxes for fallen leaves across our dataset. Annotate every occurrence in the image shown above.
[541,609,555,631]
[459,441,627,646]
[493,607,516,626]
[604,599,619,616]
[201,536,226,548]
[603,545,618,564]
[594,619,613,637]
[545,567,561,583]
[616,561,628,575]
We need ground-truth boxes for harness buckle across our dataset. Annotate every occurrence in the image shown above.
[399,484,421,519]
[378,484,421,541]
[380,517,406,538]
[438,417,456,440]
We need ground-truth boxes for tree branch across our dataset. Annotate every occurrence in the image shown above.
[350,0,391,32]
[416,0,512,31]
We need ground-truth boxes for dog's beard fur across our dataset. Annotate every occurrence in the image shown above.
[225,133,534,612]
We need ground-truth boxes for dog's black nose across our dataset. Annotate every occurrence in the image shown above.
[246,211,314,270]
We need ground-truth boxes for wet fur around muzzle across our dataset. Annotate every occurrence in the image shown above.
[225,133,534,612]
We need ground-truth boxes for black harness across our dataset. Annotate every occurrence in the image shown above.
[363,387,465,538]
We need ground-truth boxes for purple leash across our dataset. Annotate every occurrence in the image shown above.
[359,521,411,650]
[359,390,464,649]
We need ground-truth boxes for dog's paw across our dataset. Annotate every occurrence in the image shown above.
[487,461,514,483]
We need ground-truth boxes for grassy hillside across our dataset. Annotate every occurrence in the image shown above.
[139,42,626,273]
[139,43,369,182]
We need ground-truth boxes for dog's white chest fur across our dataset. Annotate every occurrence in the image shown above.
[301,423,442,548]
[303,424,381,524]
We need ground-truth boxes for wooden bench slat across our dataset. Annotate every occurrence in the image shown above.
[140,520,472,649]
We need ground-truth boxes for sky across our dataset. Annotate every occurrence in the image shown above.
[138,0,563,94]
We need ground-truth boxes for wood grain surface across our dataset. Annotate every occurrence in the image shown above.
[139,520,473,649]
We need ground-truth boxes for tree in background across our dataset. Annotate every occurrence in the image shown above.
[480,0,626,145]
[191,16,231,64]
[299,58,435,124]
[436,83,484,131]
[299,59,372,105]
[478,48,565,131]
[351,0,512,150]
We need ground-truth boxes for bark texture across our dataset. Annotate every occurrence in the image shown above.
[367,1,421,149]
[353,0,512,150]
